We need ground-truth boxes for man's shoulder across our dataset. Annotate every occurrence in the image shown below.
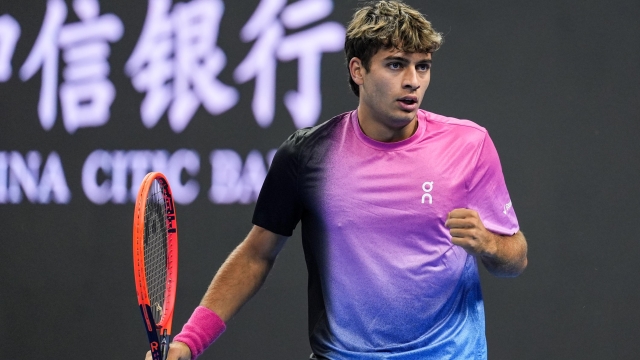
[421,110,487,134]
[285,111,351,146]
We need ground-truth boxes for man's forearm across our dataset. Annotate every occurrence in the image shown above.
[199,226,286,322]
[480,231,528,278]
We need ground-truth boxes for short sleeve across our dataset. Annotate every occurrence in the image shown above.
[466,132,519,235]
[252,133,303,237]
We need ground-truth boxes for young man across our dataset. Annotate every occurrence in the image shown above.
[153,1,527,359]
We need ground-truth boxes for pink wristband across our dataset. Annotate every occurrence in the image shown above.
[173,306,226,360]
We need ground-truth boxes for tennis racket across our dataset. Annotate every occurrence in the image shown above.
[133,172,178,360]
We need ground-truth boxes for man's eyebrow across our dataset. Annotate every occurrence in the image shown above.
[383,56,410,63]
[383,56,432,64]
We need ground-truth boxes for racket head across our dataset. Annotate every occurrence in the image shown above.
[133,172,178,335]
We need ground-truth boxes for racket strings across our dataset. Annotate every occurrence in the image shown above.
[144,179,168,324]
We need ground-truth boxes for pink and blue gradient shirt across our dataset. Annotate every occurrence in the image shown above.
[253,109,519,359]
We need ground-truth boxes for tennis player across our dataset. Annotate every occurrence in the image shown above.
[152,1,528,359]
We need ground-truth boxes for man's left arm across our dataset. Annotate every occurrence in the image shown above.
[445,208,528,277]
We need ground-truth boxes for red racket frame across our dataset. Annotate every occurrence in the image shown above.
[133,172,178,360]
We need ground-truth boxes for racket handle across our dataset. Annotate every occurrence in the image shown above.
[161,331,170,360]
[139,304,162,360]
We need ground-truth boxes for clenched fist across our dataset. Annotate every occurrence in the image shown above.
[445,208,497,257]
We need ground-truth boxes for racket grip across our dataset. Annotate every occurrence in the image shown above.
[173,306,226,360]
[161,333,170,360]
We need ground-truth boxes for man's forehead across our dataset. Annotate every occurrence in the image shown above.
[378,48,432,60]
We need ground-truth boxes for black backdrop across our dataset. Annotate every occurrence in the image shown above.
[1,0,639,359]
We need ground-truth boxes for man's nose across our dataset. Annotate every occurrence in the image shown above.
[402,68,420,90]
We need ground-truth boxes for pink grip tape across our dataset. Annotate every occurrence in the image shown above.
[173,306,226,360]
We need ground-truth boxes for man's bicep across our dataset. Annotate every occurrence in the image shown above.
[241,225,288,262]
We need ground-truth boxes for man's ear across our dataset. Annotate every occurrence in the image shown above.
[349,57,364,86]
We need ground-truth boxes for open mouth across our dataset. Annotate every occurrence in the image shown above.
[398,97,417,105]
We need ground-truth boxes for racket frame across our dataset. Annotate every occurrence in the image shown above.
[133,172,178,360]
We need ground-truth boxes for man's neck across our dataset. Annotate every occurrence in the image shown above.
[357,107,418,142]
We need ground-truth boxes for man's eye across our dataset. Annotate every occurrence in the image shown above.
[389,62,401,69]
[418,64,431,71]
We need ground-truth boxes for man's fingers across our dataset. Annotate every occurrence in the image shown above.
[166,341,192,360]
[451,235,475,251]
[446,208,487,256]
[445,218,474,229]
[447,208,477,219]
[451,235,483,255]
[449,227,472,238]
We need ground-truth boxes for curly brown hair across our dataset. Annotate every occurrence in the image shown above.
[345,1,443,96]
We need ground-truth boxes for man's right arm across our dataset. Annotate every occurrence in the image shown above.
[149,225,288,360]
[200,225,288,320]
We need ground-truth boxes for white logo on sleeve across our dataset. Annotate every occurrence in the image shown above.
[421,181,433,204]
[503,200,512,214]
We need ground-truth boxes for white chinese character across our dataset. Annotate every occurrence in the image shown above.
[0,14,21,82]
[125,0,238,133]
[234,0,345,129]
[19,0,123,133]
[19,0,66,130]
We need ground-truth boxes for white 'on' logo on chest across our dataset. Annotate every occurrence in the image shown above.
[421,181,433,204]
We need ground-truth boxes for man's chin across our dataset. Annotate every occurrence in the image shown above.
[392,110,417,124]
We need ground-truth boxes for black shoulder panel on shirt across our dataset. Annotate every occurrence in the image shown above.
[252,111,351,237]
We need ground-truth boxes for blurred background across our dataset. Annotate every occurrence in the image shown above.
[0,0,638,359]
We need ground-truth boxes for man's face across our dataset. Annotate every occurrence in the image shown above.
[354,48,432,132]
